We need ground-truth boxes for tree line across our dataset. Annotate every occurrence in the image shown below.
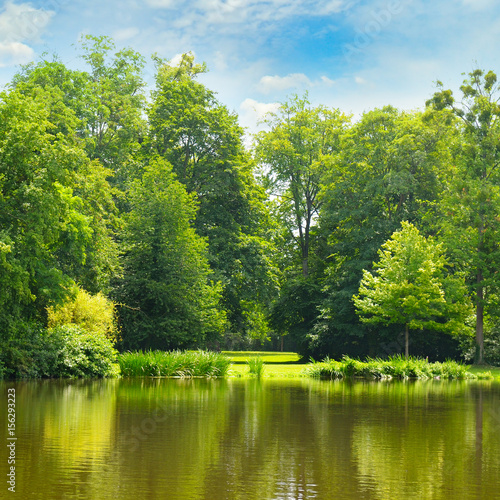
[1,35,499,366]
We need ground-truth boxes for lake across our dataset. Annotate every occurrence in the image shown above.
[1,378,500,499]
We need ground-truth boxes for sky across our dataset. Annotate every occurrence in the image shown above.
[1,0,500,135]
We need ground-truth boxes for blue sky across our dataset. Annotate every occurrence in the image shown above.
[1,0,500,134]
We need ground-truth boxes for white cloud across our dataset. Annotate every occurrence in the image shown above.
[0,2,54,44]
[321,75,336,86]
[355,76,367,85]
[257,73,313,93]
[213,51,228,71]
[239,98,281,145]
[113,27,140,41]
[144,0,176,8]
[0,1,54,67]
[0,41,34,67]
[462,0,496,10]
[240,98,280,120]
[257,73,338,94]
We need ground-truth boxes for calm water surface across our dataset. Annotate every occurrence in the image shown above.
[1,378,500,499]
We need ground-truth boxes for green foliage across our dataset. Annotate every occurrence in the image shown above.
[354,222,472,355]
[427,69,500,364]
[115,158,226,350]
[148,55,278,343]
[0,322,118,379]
[304,355,474,380]
[47,287,119,343]
[48,325,119,378]
[315,107,450,358]
[254,94,350,278]
[118,350,230,377]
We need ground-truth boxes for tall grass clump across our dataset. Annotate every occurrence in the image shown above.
[304,355,475,380]
[247,356,265,378]
[118,350,230,377]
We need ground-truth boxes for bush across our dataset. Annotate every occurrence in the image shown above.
[48,325,119,378]
[47,287,119,343]
[0,322,119,379]
[0,322,58,379]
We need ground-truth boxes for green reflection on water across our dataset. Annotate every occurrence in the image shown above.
[1,378,500,499]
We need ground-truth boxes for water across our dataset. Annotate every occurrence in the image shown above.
[1,378,500,499]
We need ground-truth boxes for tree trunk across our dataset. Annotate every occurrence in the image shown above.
[405,324,409,359]
[476,276,485,364]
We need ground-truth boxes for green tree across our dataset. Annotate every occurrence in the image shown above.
[13,35,147,189]
[353,222,472,357]
[114,158,226,350]
[315,107,450,358]
[147,54,278,344]
[254,94,350,277]
[426,69,500,363]
[0,89,97,323]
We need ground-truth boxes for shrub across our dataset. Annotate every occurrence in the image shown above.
[0,322,57,379]
[48,325,119,378]
[47,287,119,343]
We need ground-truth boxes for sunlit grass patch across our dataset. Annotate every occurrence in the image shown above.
[223,351,303,364]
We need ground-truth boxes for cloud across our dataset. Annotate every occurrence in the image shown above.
[355,76,367,85]
[321,75,335,86]
[113,27,140,41]
[144,0,177,7]
[0,1,54,67]
[0,2,55,43]
[462,0,496,10]
[257,73,313,93]
[239,98,281,144]
[257,73,337,94]
[144,0,348,36]
[240,98,280,119]
[0,41,34,67]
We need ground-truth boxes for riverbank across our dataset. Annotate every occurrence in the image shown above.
[224,352,500,380]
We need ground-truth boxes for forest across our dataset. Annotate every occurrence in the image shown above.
[1,35,500,378]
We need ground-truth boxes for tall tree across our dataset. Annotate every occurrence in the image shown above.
[13,35,147,188]
[11,52,123,294]
[427,69,500,363]
[148,54,278,344]
[254,94,350,277]
[114,158,226,350]
[315,107,450,358]
[0,88,97,328]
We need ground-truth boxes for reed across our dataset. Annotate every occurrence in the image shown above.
[247,356,265,378]
[304,355,476,380]
[118,350,231,377]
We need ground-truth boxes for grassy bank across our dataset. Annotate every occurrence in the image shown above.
[118,350,231,377]
[117,350,500,380]
[304,355,494,380]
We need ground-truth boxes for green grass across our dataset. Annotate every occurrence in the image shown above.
[117,350,499,380]
[118,350,231,377]
[223,351,303,364]
[303,355,495,380]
